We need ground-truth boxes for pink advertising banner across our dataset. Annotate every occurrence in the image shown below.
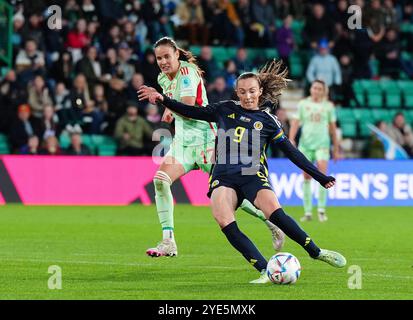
[0,156,210,205]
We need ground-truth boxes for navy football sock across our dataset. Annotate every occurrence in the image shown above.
[269,208,320,258]
[221,221,267,272]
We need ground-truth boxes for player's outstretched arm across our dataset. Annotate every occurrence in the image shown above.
[138,86,217,122]
[278,138,335,188]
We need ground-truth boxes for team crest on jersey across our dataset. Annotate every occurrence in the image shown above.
[240,116,251,123]
[211,180,219,188]
[181,76,191,88]
[254,121,263,131]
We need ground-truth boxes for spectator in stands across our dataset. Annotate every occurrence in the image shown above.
[64,0,81,25]
[274,0,305,20]
[364,0,387,36]
[15,39,46,84]
[175,0,206,45]
[142,0,173,43]
[306,40,342,92]
[9,104,42,152]
[122,20,142,56]
[377,28,403,79]
[332,0,351,29]
[40,135,63,155]
[23,14,44,51]
[69,74,92,126]
[208,76,233,103]
[106,78,129,133]
[66,132,92,155]
[80,0,99,23]
[363,121,386,159]
[232,47,253,75]
[101,48,120,81]
[117,42,136,83]
[234,0,255,46]
[223,60,238,89]
[197,46,220,84]
[80,99,105,135]
[66,19,90,63]
[387,113,413,157]
[275,15,294,69]
[101,24,122,52]
[218,0,244,46]
[12,11,25,57]
[126,73,147,112]
[383,0,398,28]
[93,84,109,115]
[202,0,223,45]
[0,70,26,133]
[145,103,162,128]
[27,75,53,119]
[337,54,356,107]
[20,135,40,155]
[40,104,60,141]
[303,3,335,50]
[54,82,75,131]
[75,45,102,92]
[139,49,161,90]
[251,0,276,47]
[114,104,153,156]
[50,51,74,88]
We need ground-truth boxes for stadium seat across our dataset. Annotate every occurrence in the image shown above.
[352,81,365,106]
[371,109,391,123]
[211,47,229,63]
[59,133,71,149]
[0,133,10,154]
[398,80,413,108]
[289,52,304,78]
[340,121,357,138]
[379,80,402,108]
[353,108,372,122]
[358,121,372,137]
[362,80,383,108]
[264,48,278,60]
[336,108,354,122]
[189,45,201,57]
[93,135,117,156]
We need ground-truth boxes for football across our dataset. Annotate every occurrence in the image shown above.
[266,252,301,285]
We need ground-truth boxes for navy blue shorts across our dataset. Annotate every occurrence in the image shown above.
[207,170,274,208]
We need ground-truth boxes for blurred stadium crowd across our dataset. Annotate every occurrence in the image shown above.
[1,0,413,157]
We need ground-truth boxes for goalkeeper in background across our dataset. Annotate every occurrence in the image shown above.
[289,80,339,222]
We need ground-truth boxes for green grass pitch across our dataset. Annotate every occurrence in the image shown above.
[0,205,412,299]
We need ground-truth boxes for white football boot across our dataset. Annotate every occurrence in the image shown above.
[249,270,271,284]
[146,239,178,257]
[268,222,285,252]
[316,249,347,268]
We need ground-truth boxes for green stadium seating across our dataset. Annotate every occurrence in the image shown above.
[289,52,304,78]
[397,80,413,108]
[379,80,402,108]
[0,133,10,154]
[361,80,383,108]
[340,121,357,138]
[371,109,391,123]
[358,121,372,137]
[59,133,71,149]
[92,135,117,156]
[336,108,354,122]
[353,108,372,122]
[352,81,365,105]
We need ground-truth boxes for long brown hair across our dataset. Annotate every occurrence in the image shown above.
[236,60,289,107]
[154,37,203,75]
